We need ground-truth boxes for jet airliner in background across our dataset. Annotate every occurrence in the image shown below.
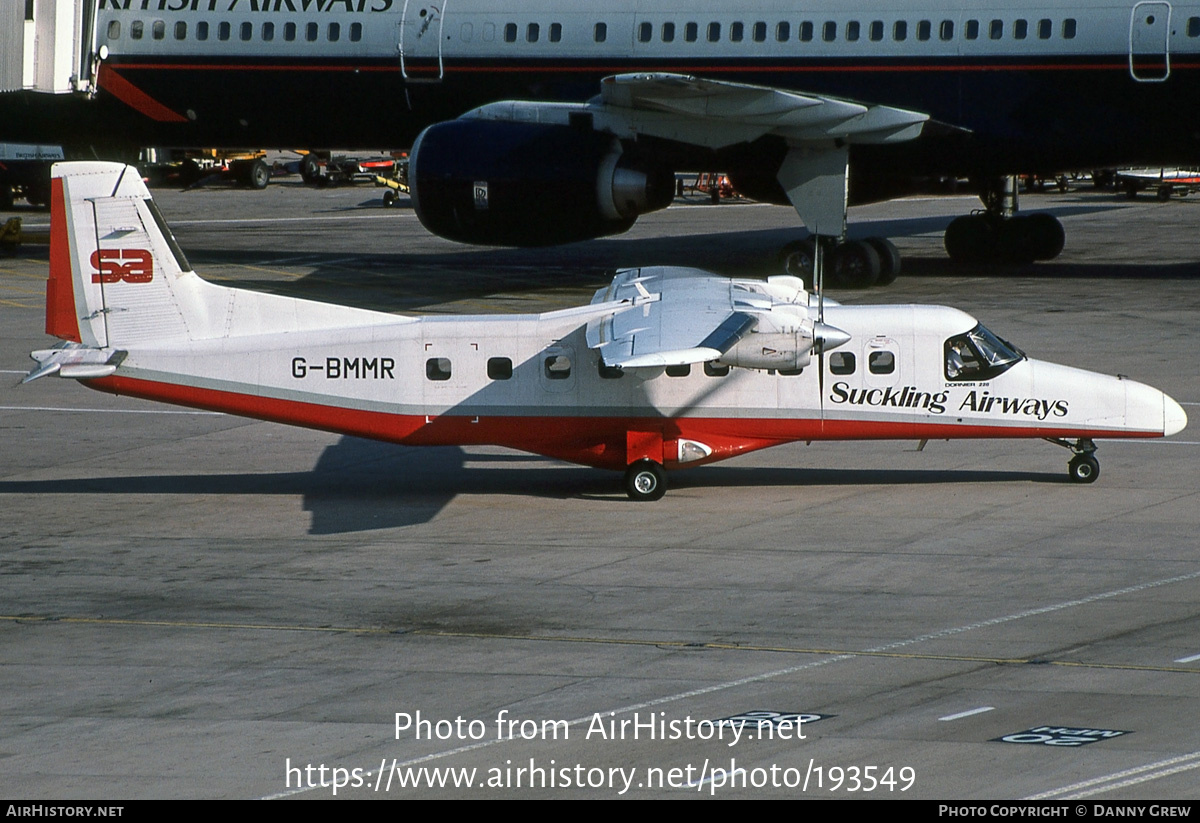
[4,1,1200,284]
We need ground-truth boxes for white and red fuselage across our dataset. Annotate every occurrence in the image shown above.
[30,163,1186,492]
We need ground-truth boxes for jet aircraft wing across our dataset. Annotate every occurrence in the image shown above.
[596,72,929,147]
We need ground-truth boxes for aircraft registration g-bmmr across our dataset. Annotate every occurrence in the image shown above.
[26,163,1186,499]
[5,1,1200,282]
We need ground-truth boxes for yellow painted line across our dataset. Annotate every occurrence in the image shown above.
[0,298,37,308]
[4,614,1197,674]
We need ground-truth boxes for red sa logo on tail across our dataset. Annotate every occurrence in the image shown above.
[90,248,153,284]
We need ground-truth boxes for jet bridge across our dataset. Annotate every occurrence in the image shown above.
[0,0,100,96]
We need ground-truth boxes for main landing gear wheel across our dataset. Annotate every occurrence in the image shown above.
[1068,454,1100,483]
[624,460,667,501]
[778,236,898,289]
[944,213,1064,265]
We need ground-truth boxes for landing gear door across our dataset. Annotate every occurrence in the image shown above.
[399,0,448,82]
[1130,1,1171,82]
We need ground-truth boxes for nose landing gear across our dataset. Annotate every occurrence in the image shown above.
[1047,437,1100,484]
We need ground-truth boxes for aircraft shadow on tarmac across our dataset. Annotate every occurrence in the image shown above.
[0,436,1055,534]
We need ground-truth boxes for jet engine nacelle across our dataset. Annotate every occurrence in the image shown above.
[719,332,814,371]
[409,120,674,246]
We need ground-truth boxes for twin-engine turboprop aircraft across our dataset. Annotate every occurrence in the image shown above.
[27,163,1186,500]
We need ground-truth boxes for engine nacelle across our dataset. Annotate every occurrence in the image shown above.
[719,332,814,371]
[409,120,674,246]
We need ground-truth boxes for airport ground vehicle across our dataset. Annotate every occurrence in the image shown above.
[27,164,1186,499]
[1116,168,1200,200]
[0,144,62,209]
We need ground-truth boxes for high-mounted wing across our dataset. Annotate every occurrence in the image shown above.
[586,267,847,372]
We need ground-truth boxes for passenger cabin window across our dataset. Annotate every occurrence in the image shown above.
[708,22,721,42]
[940,20,953,40]
[504,23,517,42]
[868,351,895,375]
[544,355,572,380]
[197,21,209,40]
[219,21,231,41]
[131,20,144,39]
[944,325,1025,381]
[108,20,120,39]
[917,20,931,41]
[989,19,1003,39]
[638,21,651,42]
[549,23,561,42]
[328,22,340,41]
[829,352,856,375]
[305,22,317,42]
[283,22,295,41]
[1037,18,1051,39]
[965,19,979,40]
[426,358,452,381]
[846,21,860,42]
[594,22,606,42]
[1063,19,1078,38]
[753,21,766,42]
[153,20,165,40]
[869,20,883,41]
[241,21,252,41]
[823,21,836,42]
[665,364,691,377]
[262,22,274,41]
[685,22,698,42]
[1013,19,1028,39]
[799,21,813,42]
[662,22,674,42]
[776,22,790,41]
[893,21,907,41]
[350,22,362,42]
[487,357,512,380]
[526,23,538,42]
[730,22,744,42]
[704,362,729,377]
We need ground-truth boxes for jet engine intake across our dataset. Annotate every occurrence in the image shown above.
[409,120,673,246]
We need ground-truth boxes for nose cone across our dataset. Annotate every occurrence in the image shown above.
[1165,393,1188,436]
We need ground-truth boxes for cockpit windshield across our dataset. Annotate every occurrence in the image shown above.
[945,324,1025,381]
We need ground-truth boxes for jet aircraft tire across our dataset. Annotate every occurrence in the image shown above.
[625,460,667,501]
[945,214,994,264]
[831,240,881,288]
[1067,454,1100,484]
[866,237,901,285]
[1025,213,1065,260]
[778,238,816,289]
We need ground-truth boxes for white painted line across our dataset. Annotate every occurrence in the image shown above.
[1096,439,1200,445]
[939,706,995,721]
[0,370,30,374]
[1174,652,1200,663]
[265,567,1200,799]
[169,213,416,226]
[1027,751,1200,799]
[0,405,224,416]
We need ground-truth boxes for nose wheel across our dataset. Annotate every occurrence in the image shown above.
[624,459,667,501]
[1048,437,1099,483]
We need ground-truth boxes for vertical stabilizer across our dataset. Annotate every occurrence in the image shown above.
[46,162,214,348]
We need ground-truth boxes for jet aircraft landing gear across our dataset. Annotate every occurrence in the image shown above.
[779,236,901,289]
[944,176,1065,265]
[1046,437,1100,484]
[624,459,667,501]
